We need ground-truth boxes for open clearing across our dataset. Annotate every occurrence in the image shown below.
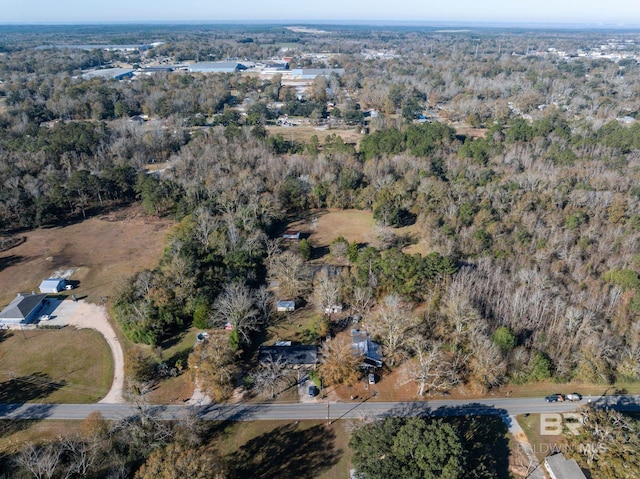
[287,208,431,257]
[266,124,362,146]
[217,419,352,479]
[0,327,113,404]
[288,209,375,250]
[144,328,199,404]
[0,204,175,306]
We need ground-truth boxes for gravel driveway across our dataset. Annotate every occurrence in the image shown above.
[66,301,125,403]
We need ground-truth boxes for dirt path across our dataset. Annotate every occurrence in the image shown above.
[508,415,545,479]
[67,301,125,404]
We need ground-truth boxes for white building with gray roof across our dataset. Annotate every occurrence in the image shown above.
[545,453,587,479]
[0,293,47,326]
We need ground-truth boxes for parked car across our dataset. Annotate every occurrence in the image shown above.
[545,393,564,402]
[368,373,376,385]
[566,393,582,401]
[308,385,318,397]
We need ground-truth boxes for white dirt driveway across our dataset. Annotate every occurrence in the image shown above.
[66,301,125,404]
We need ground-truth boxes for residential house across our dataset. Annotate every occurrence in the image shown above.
[0,293,47,326]
[258,345,318,369]
[544,453,587,479]
[352,329,383,368]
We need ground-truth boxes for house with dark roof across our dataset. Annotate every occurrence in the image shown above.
[0,293,47,326]
[259,345,318,369]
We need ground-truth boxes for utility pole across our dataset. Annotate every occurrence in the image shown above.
[326,399,330,426]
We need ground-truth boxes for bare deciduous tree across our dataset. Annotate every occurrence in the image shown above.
[402,340,463,396]
[210,282,259,344]
[14,442,63,479]
[368,294,418,366]
[192,206,217,252]
[351,285,374,318]
[251,355,292,399]
[267,250,312,300]
[312,269,341,314]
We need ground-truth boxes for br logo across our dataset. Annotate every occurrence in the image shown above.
[540,413,583,436]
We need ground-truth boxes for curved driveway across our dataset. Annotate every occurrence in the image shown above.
[66,301,125,403]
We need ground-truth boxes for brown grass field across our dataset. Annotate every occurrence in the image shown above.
[288,208,431,257]
[0,420,83,456]
[266,124,362,147]
[0,328,113,404]
[517,413,570,461]
[288,209,375,250]
[144,328,199,404]
[0,204,175,306]
[216,419,352,479]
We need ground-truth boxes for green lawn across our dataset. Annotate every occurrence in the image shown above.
[142,328,198,404]
[215,419,352,479]
[0,328,113,403]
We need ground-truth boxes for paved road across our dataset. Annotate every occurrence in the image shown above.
[1,395,638,422]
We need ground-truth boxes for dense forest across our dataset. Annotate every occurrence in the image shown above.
[1,24,640,478]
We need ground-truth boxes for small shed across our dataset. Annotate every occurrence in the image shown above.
[282,230,301,240]
[276,300,296,312]
[39,278,66,294]
[324,304,343,314]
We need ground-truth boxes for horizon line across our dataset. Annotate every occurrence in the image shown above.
[1,19,640,29]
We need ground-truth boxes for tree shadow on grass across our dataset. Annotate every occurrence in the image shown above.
[0,418,39,441]
[0,254,25,272]
[0,372,66,404]
[230,422,341,479]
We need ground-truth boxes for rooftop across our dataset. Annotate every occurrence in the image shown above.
[259,345,318,366]
[545,453,587,479]
[0,293,47,322]
[82,68,135,80]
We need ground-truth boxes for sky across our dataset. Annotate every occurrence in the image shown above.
[2,0,640,25]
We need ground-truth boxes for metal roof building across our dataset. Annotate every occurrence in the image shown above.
[82,68,135,80]
[276,300,296,312]
[0,293,47,325]
[289,68,345,79]
[188,62,247,73]
[39,278,66,294]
